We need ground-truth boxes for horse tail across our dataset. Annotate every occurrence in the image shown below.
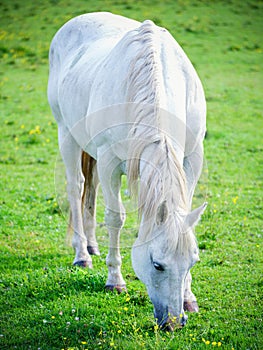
[67,151,96,237]
[81,151,96,210]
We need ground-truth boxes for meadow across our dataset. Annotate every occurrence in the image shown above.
[0,0,262,349]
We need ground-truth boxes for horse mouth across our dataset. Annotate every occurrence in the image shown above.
[155,310,188,331]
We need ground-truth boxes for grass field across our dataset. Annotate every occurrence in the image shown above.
[0,0,262,349]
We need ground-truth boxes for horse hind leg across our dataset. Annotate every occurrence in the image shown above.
[81,151,100,256]
[59,126,92,268]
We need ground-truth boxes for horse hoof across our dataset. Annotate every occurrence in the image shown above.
[183,301,199,313]
[105,284,127,293]
[87,246,100,256]
[74,260,93,269]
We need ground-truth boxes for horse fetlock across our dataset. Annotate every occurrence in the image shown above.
[73,259,93,269]
[106,265,126,287]
[73,242,93,268]
[105,284,127,293]
[87,245,100,256]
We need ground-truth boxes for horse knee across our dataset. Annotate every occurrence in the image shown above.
[105,208,125,230]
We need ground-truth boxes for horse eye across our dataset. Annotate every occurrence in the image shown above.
[153,261,165,271]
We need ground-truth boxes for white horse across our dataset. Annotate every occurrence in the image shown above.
[48,12,207,330]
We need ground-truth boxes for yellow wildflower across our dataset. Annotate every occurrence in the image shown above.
[232,196,238,204]
[35,125,41,134]
[29,125,41,135]
[154,324,159,331]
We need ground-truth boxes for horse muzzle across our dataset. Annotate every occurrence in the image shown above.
[156,312,188,331]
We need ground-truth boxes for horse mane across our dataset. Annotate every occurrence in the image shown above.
[125,20,194,252]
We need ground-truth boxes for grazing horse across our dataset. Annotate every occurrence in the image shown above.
[48,12,207,330]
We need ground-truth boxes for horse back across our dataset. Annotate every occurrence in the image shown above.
[47,13,139,125]
[49,12,139,71]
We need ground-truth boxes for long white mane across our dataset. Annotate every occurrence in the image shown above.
[124,21,194,251]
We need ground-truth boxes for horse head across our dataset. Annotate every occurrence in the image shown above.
[132,202,207,330]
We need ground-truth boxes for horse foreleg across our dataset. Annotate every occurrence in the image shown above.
[59,126,92,268]
[105,207,127,293]
[98,157,126,293]
[183,271,199,313]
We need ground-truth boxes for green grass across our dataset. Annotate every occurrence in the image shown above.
[0,0,262,349]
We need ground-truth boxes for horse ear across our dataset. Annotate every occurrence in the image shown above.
[156,201,168,225]
[183,202,207,231]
